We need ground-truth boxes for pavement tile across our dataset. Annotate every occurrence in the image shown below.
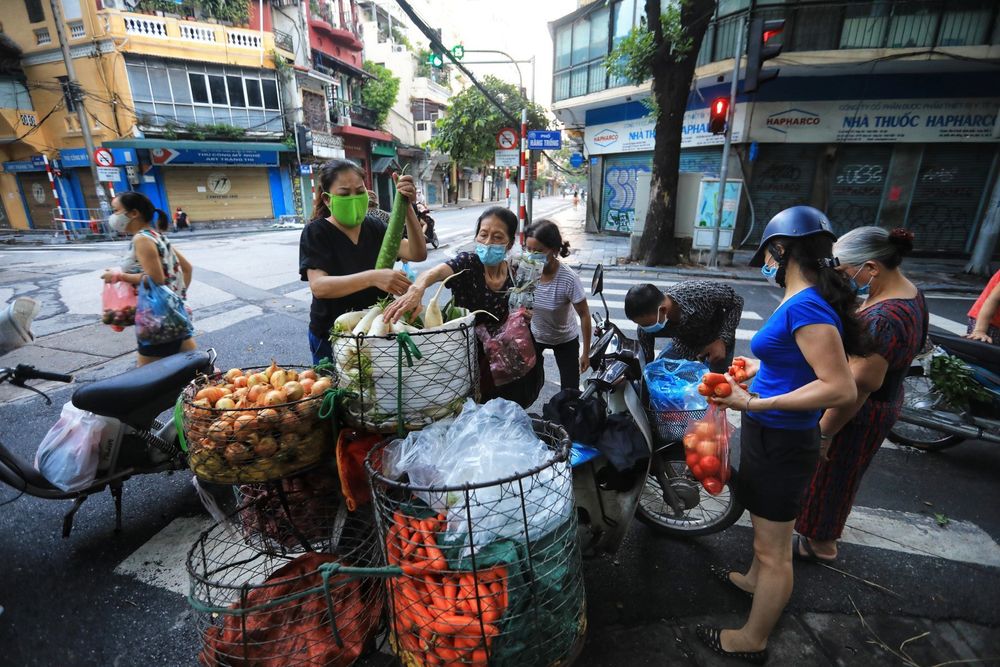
[35,322,136,359]
[799,611,895,665]
[579,620,691,666]
[676,613,837,666]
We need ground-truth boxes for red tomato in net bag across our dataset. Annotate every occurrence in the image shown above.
[699,455,721,476]
[685,453,700,469]
[690,464,704,480]
[695,422,714,438]
[696,439,718,458]
[703,477,724,495]
[683,433,698,451]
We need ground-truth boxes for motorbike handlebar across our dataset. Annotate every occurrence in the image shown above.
[12,365,74,383]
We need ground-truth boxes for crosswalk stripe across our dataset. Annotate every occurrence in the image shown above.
[929,313,968,335]
[195,305,263,334]
[742,311,762,321]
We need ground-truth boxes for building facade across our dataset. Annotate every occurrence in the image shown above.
[551,0,1000,258]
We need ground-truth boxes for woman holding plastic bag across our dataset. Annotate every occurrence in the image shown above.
[698,207,868,664]
[384,206,543,408]
[100,192,195,366]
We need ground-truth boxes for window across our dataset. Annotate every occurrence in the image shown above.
[24,0,44,23]
[555,26,572,70]
[590,8,609,60]
[68,21,85,39]
[34,28,51,45]
[129,64,152,101]
[60,0,81,20]
[416,121,429,131]
[169,69,191,103]
[612,0,636,48]
[0,78,33,110]
[208,74,227,105]
[226,75,245,107]
[148,64,171,103]
[937,3,992,46]
[840,3,890,49]
[886,3,938,48]
[189,73,209,103]
[245,78,263,107]
[262,79,280,110]
[571,20,589,65]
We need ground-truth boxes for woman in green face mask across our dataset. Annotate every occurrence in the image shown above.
[298,159,427,364]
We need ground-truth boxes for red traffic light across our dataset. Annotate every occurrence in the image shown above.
[762,26,783,43]
[709,97,729,134]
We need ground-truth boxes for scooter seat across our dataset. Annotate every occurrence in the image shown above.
[931,332,1000,377]
[72,351,212,421]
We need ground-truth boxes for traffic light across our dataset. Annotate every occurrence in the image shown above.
[427,51,444,68]
[451,44,464,60]
[295,123,313,154]
[708,97,728,135]
[745,18,785,93]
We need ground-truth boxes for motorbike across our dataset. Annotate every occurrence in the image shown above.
[0,301,216,537]
[569,265,742,556]
[415,202,439,249]
[889,331,1000,450]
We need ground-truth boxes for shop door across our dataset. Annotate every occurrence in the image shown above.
[601,153,653,233]
[906,145,997,254]
[77,170,115,215]
[17,172,58,229]
[164,168,273,222]
[679,147,722,177]
[827,145,892,236]
[746,144,820,247]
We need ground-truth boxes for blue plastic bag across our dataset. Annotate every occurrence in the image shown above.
[135,277,193,345]
[644,358,709,411]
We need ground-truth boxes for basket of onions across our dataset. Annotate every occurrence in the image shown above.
[181,361,335,484]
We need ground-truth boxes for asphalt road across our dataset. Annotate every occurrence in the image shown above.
[0,214,997,666]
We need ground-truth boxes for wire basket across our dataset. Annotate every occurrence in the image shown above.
[330,315,479,435]
[180,365,335,484]
[366,420,587,667]
[188,503,391,667]
[647,408,707,444]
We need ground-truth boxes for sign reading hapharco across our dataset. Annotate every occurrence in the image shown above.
[751,98,1000,144]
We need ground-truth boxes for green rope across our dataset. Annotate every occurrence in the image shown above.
[317,387,356,444]
[394,332,422,437]
[173,395,188,452]
[314,356,335,375]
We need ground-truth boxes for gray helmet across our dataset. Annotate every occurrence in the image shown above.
[750,206,836,266]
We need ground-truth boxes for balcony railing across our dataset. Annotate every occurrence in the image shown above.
[330,99,380,130]
[273,27,294,52]
[108,11,278,55]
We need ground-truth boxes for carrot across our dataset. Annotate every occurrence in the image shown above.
[702,372,727,387]
[423,543,448,571]
[434,644,462,662]
[470,648,488,667]
[713,383,732,398]
[444,579,459,605]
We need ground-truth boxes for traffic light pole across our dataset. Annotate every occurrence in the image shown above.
[707,15,746,269]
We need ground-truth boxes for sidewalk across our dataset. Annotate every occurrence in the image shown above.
[548,206,990,295]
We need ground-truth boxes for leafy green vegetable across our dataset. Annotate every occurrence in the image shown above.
[929,354,991,410]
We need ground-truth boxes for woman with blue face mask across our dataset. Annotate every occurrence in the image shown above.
[701,206,870,664]
[384,206,542,407]
[795,227,926,565]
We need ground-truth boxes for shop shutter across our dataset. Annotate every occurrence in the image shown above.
[827,144,892,237]
[77,170,106,213]
[17,172,58,229]
[164,167,273,222]
[600,153,652,233]
[679,147,722,176]
[745,144,820,247]
[906,144,997,254]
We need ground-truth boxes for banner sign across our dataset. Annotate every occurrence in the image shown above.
[1,155,46,173]
[150,147,279,166]
[749,98,1000,144]
[584,105,748,155]
[60,147,137,167]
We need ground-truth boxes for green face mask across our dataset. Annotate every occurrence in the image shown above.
[326,192,368,228]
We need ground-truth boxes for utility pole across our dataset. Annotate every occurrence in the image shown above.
[49,0,111,214]
[707,15,745,269]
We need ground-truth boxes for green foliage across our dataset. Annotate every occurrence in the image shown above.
[429,76,547,166]
[929,353,992,410]
[271,50,292,76]
[361,60,401,130]
[391,26,412,51]
[181,122,246,140]
[136,0,250,23]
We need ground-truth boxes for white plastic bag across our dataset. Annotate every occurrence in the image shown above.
[34,402,103,492]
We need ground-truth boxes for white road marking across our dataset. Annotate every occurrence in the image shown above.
[929,313,968,335]
[740,506,1000,568]
[924,293,977,301]
[186,282,238,310]
[741,311,762,321]
[195,304,263,334]
[588,298,624,309]
[286,287,313,303]
[736,328,756,341]
[114,516,213,596]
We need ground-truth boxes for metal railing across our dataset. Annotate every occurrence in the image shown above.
[273,27,294,52]
[330,99,381,130]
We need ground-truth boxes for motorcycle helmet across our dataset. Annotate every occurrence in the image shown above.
[749,205,836,267]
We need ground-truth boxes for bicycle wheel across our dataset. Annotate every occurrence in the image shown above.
[888,374,963,451]
[636,453,743,537]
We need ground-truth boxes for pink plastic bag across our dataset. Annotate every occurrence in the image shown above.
[476,307,536,386]
[101,282,137,332]
[682,404,732,496]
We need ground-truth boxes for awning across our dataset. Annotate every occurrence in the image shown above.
[329,125,394,143]
[372,142,397,158]
[372,156,401,174]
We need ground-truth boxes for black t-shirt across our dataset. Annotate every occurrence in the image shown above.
[299,215,388,338]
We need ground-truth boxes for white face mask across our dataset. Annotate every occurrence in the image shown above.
[108,212,130,233]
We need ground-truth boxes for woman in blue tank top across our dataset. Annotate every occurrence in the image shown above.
[696,207,871,664]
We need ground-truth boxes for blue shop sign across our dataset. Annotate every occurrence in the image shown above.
[150,147,278,166]
[2,155,46,173]
[60,147,137,167]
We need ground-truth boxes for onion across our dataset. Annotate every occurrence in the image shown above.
[311,378,332,395]
[192,398,212,410]
[196,386,225,404]
[263,359,279,381]
[258,408,280,424]
[283,381,305,402]
[233,376,248,389]
[224,368,244,382]
[270,369,288,388]
[208,420,230,443]
[224,443,253,464]
[300,378,315,395]
[233,414,257,435]
[300,369,318,381]
[263,390,287,406]
[246,373,267,388]
[286,370,299,382]
[215,397,237,410]
[247,384,267,404]
[254,436,278,457]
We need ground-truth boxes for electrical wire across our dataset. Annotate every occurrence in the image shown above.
[0,101,64,145]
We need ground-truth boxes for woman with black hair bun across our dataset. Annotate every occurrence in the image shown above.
[524,220,591,390]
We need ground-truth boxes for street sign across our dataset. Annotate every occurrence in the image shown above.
[527,130,561,150]
[569,152,584,168]
[96,166,121,182]
[496,128,518,150]
[299,164,312,175]
[94,147,114,167]
[494,149,519,167]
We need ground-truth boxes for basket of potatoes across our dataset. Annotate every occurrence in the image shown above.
[181,361,336,484]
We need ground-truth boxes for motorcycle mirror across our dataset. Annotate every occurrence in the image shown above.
[591,264,604,296]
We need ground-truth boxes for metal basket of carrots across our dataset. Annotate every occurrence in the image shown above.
[365,420,587,667]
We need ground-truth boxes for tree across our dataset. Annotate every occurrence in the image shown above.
[361,60,400,130]
[607,0,715,265]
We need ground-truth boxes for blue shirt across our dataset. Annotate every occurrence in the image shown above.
[749,287,843,429]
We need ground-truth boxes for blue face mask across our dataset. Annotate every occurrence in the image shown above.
[761,263,779,287]
[639,309,667,334]
[850,266,872,298]
[523,251,548,265]
[476,243,507,266]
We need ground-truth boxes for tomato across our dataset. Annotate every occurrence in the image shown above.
[695,422,714,438]
[702,373,727,387]
[685,453,700,469]
[697,383,712,397]
[699,455,721,476]
[690,464,704,480]
[733,358,746,369]
[713,383,732,398]
[696,439,718,457]
[702,477,723,495]
[733,369,748,383]
[683,433,698,451]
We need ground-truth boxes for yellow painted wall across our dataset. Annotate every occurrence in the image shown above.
[0,174,30,230]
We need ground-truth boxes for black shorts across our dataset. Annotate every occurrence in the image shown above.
[137,336,191,358]
[736,414,820,522]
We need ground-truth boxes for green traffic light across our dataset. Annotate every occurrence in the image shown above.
[451,45,464,60]
[431,53,443,68]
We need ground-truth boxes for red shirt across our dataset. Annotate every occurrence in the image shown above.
[968,270,1000,328]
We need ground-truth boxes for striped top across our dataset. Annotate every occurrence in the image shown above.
[530,263,586,345]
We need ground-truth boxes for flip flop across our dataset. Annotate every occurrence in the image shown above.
[710,564,753,599]
[695,626,768,665]
[793,534,836,563]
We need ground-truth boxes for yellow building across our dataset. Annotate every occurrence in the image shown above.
[1,0,296,230]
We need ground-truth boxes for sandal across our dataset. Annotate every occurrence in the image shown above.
[696,626,768,665]
[793,534,836,563]
[710,564,753,598]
